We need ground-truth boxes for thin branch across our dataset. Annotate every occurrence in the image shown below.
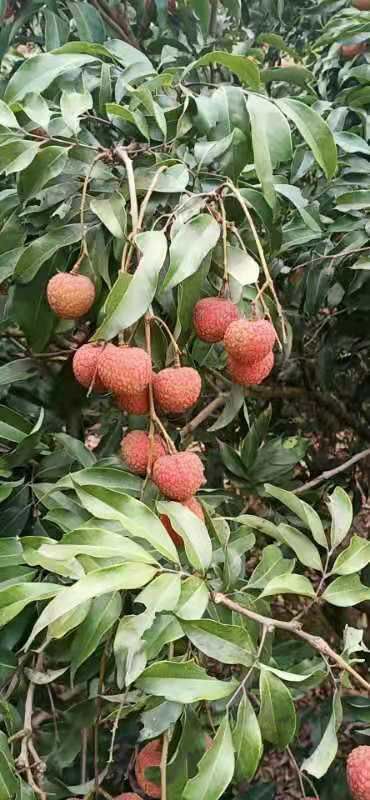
[213,592,370,693]
[160,732,169,800]
[181,395,227,439]
[72,151,109,273]
[145,314,176,454]
[114,147,139,270]
[89,0,139,47]
[294,447,370,495]
[124,165,168,272]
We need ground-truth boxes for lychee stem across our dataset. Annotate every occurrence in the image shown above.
[218,197,229,289]
[228,223,271,321]
[73,151,109,275]
[150,315,182,366]
[119,159,166,273]
[144,314,177,455]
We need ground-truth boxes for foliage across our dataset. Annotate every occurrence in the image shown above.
[0,0,369,799]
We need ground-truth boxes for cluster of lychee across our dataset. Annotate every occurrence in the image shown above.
[192,296,276,386]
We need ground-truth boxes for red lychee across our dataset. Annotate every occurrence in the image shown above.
[228,351,274,386]
[347,746,370,800]
[160,496,204,546]
[116,387,150,416]
[72,343,105,391]
[114,795,142,800]
[98,345,152,395]
[193,297,239,343]
[120,431,166,476]
[224,319,276,364]
[46,273,95,319]
[135,739,162,799]
[153,452,205,501]
[153,367,201,414]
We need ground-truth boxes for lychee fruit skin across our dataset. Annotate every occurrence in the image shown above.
[98,345,152,395]
[347,746,370,800]
[161,496,204,546]
[153,452,205,501]
[228,351,274,386]
[153,367,201,414]
[46,273,95,319]
[135,739,162,799]
[116,387,150,416]
[193,297,239,343]
[72,344,105,391]
[114,795,142,800]
[120,431,166,476]
[224,319,276,364]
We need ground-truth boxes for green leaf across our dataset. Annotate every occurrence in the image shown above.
[106,103,149,139]
[233,694,263,782]
[54,432,95,468]
[208,385,244,433]
[67,1,105,41]
[248,544,295,590]
[322,575,370,607]
[183,715,235,800]
[328,487,353,549]
[90,193,126,238]
[332,535,370,576]
[44,10,70,50]
[247,94,276,209]
[0,582,63,627]
[5,53,97,103]
[26,563,157,646]
[114,610,152,687]
[0,141,39,176]
[144,614,183,660]
[136,574,181,613]
[162,214,220,291]
[73,484,179,564]
[22,93,51,130]
[182,619,255,666]
[139,700,183,742]
[60,89,93,134]
[43,528,158,564]
[336,190,370,211]
[335,131,370,155]
[133,164,189,193]
[275,183,321,233]
[70,592,121,677]
[261,65,313,87]
[264,484,327,548]
[175,576,209,620]
[137,661,237,702]
[0,100,19,129]
[184,51,261,90]
[156,501,212,573]
[190,0,210,35]
[0,359,37,386]
[258,669,296,748]
[277,98,337,179]
[0,731,17,800]
[260,574,315,599]
[93,231,167,340]
[18,147,68,202]
[277,524,323,571]
[302,692,342,778]
[14,225,82,283]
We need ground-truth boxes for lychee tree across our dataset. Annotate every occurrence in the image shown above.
[0,4,370,800]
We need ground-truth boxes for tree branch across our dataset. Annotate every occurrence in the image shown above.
[89,0,140,47]
[294,447,370,495]
[181,395,227,439]
[213,592,370,693]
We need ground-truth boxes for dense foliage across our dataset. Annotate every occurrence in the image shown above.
[0,1,370,799]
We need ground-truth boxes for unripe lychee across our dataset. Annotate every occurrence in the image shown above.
[47,273,95,319]
[135,739,162,799]
[120,431,166,476]
[347,746,370,800]
[116,387,150,416]
[224,319,276,363]
[193,297,239,343]
[153,367,201,414]
[160,496,204,546]
[98,345,152,395]
[72,344,105,391]
[153,452,205,501]
[228,351,274,386]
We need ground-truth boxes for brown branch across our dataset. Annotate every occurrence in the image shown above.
[180,395,227,439]
[294,447,370,495]
[213,592,370,693]
[89,0,140,47]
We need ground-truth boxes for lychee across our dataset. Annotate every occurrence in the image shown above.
[114,795,142,800]
[347,746,370,800]
[341,42,367,59]
[160,496,204,546]
[135,739,162,799]
[46,273,95,319]
[98,345,152,395]
[193,297,239,343]
[224,319,276,364]
[72,343,105,391]
[228,351,274,386]
[116,387,150,416]
[152,452,205,501]
[153,367,201,414]
[120,431,166,476]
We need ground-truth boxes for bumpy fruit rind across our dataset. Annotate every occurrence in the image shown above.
[114,794,142,799]
[153,452,205,501]
[347,745,370,800]
[224,319,276,364]
[98,345,152,395]
[153,367,201,414]
[193,297,239,342]
[47,273,95,319]
[116,387,150,416]
[160,496,204,546]
[72,343,105,391]
[135,740,162,799]
[121,431,165,476]
[228,351,274,386]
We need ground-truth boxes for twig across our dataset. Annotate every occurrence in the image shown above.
[124,165,168,272]
[294,447,370,495]
[160,732,169,800]
[72,151,109,274]
[17,655,47,800]
[213,592,370,693]
[180,395,227,439]
[114,146,139,271]
[287,746,319,799]
[227,624,268,710]
[145,314,176,454]
[89,0,139,46]
[218,197,228,286]
[81,729,88,784]
[108,696,126,765]
[150,315,182,365]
